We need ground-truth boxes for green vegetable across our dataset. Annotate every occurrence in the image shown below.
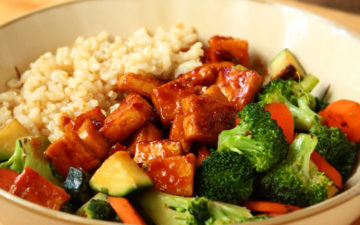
[258,79,323,131]
[268,48,306,80]
[84,199,115,220]
[0,119,30,161]
[0,136,60,185]
[310,124,357,181]
[138,190,261,225]
[89,151,153,196]
[218,103,289,172]
[64,167,93,210]
[196,151,254,204]
[259,134,333,206]
[76,193,107,216]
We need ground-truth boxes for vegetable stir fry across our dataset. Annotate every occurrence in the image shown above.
[0,34,359,225]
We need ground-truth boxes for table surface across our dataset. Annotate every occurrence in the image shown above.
[0,0,359,225]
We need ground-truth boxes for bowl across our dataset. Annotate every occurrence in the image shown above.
[0,0,360,224]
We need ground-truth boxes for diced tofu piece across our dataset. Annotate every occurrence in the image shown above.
[182,94,237,144]
[134,140,182,164]
[151,81,195,126]
[207,36,250,67]
[64,106,106,132]
[204,85,228,102]
[216,68,264,111]
[9,167,70,210]
[100,93,152,143]
[77,119,110,160]
[169,114,191,153]
[127,122,163,156]
[151,63,228,126]
[116,73,163,99]
[45,131,100,178]
[109,143,127,156]
[145,154,196,197]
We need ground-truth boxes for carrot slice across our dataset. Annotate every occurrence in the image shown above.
[0,168,19,191]
[107,197,146,225]
[319,99,360,143]
[311,151,343,189]
[244,201,301,214]
[265,102,294,144]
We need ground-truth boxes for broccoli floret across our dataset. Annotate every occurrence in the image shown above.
[84,199,115,220]
[310,124,357,181]
[138,190,255,225]
[196,151,254,204]
[259,134,333,206]
[258,79,323,131]
[218,103,288,172]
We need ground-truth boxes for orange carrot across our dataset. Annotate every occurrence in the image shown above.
[107,197,146,225]
[0,168,19,191]
[319,99,360,143]
[265,102,294,143]
[196,145,211,165]
[311,151,343,189]
[235,117,241,125]
[244,201,301,214]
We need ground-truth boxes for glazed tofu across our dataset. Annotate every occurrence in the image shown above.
[145,154,196,197]
[134,140,182,164]
[151,63,219,125]
[45,131,100,178]
[100,93,152,143]
[216,67,264,111]
[182,94,237,144]
[77,119,110,160]
[207,35,250,67]
[169,114,191,153]
[127,121,164,156]
[203,85,229,102]
[116,73,163,99]
[64,106,105,132]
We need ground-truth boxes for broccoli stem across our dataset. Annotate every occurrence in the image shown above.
[207,201,252,223]
[287,134,318,178]
[300,74,319,92]
[283,95,323,131]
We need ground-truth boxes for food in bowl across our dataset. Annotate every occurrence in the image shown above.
[0,24,359,225]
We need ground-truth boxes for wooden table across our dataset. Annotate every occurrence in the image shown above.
[0,0,359,225]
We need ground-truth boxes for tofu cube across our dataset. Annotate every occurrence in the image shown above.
[100,93,152,143]
[77,118,110,160]
[134,140,182,164]
[216,68,264,111]
[169,114,191,153]
[182,94,237,144]
[127,121,163,156]
[116,73,163,99]
[145,154,196,197]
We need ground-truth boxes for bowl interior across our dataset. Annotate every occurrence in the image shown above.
[0,0,359,224]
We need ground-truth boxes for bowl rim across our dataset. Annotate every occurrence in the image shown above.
[0,0,360,224]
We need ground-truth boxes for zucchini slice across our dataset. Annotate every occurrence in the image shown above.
[89,151,153,196]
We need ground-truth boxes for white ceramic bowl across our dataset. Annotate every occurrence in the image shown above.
[0,0,359,224]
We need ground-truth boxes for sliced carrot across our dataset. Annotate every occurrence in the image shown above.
[311,151,343,189]
[244,201,301,214]
[235,117,241,125]
[196,145,211,165]
[107,197,146,225]
[265,102,294,144]
[319,99,360,143]
[0,168,19,191]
